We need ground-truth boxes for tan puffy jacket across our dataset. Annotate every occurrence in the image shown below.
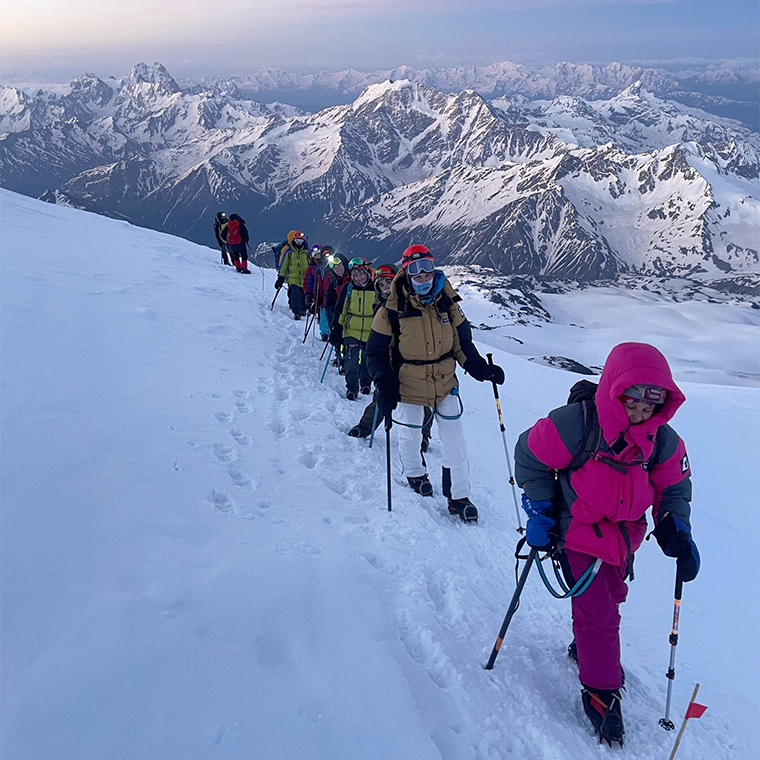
[369,272,469,407]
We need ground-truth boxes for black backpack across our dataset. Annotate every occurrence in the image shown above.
[566,380,603,473]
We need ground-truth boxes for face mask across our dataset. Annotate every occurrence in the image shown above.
[411,278,434,296]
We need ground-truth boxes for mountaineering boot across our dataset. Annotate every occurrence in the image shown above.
[361,385,372,395]
[448,497,478,522]
[407,474,433,497]
[321,334,329,342]
[581,687,625,746]
[346,389,359,401]
[568,639,626,688]
[348,424,369,438]
[240,268,251,274]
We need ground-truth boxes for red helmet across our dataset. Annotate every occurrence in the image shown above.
[374,263,398,279]
[401,244,435,274]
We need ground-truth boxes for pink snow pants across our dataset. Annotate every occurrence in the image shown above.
[566,549,628,691]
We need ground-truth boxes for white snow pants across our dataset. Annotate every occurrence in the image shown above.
[395,390,470,500]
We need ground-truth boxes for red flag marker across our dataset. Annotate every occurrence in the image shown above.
[669,684,708,760]
[684,702,708,720]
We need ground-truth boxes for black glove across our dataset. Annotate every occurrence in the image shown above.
[275,276,285,290]
[305,294,313,309]
[465,356,505,384]
[375,377,400,420]
[329,326,343,347]
[653,514,701,582]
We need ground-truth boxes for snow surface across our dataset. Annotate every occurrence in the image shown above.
[448,273,760,388]
[2,189,758,759]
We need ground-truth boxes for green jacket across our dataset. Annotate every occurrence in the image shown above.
[337,283,376,342]
[279,246,310,287]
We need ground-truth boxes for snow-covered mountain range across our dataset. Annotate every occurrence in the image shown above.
[185,59,760,128]
[1,63,758,290]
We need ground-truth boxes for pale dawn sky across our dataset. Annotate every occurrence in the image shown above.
[0,0,757,80]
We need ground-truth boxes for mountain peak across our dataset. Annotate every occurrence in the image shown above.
[352,79,416,109]
[123,62,180,92]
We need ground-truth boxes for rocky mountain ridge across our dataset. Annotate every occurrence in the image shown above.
[1,63,758,290]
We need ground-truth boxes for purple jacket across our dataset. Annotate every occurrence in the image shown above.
[515,343,692,566]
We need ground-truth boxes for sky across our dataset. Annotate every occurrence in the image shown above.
[0,0,757,81]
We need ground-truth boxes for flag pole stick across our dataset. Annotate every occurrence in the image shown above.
[668,683,700,760]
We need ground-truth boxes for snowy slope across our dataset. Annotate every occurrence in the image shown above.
[1,190,758,759]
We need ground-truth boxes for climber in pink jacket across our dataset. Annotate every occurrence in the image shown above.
[514,342,700,745]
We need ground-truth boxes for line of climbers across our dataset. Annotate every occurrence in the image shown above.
[273,241,504,525]
[214,211,251,273]
[226,223,701,749]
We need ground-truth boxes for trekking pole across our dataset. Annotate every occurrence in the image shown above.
[659,574,685,731]
[483,547,536,670]
[319,339,330,362]
[385,416,393,512]
[270,286,283,311]
[486,353,524,533]
[368,402,380,449]
[302,311,315,343]
[320,346,333,384]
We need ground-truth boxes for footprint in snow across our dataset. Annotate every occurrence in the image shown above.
[299,448,319,469]
[213,444,237,462]
[208,488,234,513]
[268,418,287,437]
[230,430,251,446]
[214,411,232,423]
[236,401,252,414]
[228,468,251,487]
[233,389,249,398]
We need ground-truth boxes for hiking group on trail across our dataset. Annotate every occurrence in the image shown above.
[214,212,251,273]
[211,214,702,749]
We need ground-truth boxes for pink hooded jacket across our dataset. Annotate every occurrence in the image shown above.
[515,343,692,567]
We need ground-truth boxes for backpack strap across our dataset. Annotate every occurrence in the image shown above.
[568,399,603,473]
[387,307,400,338]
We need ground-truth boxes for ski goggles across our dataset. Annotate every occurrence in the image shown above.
[621,385,667,406]
[326,256,342,268]
[405,258,435,276]
[348,257,369,270]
